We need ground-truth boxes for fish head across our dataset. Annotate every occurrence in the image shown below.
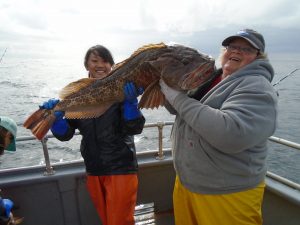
[149,44,215,90]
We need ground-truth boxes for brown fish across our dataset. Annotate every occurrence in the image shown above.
[23,43,215,140]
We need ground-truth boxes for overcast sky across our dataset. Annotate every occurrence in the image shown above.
[1,0,300,61]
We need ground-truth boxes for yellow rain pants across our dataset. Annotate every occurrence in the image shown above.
[86,174,138,225]
[173,176,265,225]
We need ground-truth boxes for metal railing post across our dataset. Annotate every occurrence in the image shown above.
[156,122,165,160]
[41,137,55,175]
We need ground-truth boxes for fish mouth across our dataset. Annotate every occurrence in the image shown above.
[180,62,215,90]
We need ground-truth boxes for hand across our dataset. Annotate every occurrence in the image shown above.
[0,198,13,218]
[124,82,144,103]
[123,82,143,121]
[40,98,59,109]
[39,99,68,136]
[159,79,182,105]
[39,99,64,120]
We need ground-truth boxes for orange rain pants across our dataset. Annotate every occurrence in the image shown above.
[173,176,265,225]
[86,174,138,225]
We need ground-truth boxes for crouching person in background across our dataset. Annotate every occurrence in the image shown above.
[0,116,19,225]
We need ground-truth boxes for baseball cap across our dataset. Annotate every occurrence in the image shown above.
[222,29,265,53]
[0,116,17,151]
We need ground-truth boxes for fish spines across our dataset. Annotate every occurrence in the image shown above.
[111,43,168,77]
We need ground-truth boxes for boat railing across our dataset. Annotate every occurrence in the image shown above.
[5,121,300,191]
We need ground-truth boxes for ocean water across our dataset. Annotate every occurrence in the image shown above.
[0,52,299,184]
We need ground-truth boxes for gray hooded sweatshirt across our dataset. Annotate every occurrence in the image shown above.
[170,59,278,194]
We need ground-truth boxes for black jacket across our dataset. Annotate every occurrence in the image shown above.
[53,103,145,175]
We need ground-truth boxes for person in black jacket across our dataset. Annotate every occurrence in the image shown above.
[40,45,145,225]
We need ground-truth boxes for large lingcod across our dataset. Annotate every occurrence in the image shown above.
[24,43,215,140]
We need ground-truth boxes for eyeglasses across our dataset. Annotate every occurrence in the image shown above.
[225,45,258,55]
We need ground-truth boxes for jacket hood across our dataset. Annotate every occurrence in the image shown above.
[230,59,274,83]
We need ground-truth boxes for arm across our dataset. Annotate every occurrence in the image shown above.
[123,116,145,135]
[122,82,145,135]
[164,100,177,115]
[40,99,75,141]
[159,79,182,115]
[52,120,75,142]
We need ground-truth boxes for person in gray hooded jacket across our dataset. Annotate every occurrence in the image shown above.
[160,29,278,225]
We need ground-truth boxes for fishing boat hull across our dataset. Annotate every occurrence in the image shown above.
[0,149,300,225]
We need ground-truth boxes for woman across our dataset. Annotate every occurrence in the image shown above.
[160,29,278,225]
[40,45,145,225]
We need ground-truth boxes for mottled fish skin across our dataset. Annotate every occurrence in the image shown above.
[56,43,168,113]
[56,43,215,114]
[23,42,215,140]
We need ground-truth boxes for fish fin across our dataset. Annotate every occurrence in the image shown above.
[113,43,167,71]
[139,81,165,109]
[59,78,96,99]
[23,109,46,129]
[23,109,56,140]
[64,103,113,119]
[130,43,166,58]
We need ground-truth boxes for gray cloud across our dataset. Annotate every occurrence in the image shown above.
[1,0,300,60]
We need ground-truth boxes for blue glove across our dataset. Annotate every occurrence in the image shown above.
[0,198,13,218]
[40,99,68,136]
[39,98,60,110]
[123,82,144,121]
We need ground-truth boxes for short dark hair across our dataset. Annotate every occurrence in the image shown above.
[84,45,115,69]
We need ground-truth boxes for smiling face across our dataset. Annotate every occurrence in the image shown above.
[221,38,258,79]
[85,52,112,79]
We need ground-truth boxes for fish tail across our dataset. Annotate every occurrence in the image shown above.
[23,109,56,140]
